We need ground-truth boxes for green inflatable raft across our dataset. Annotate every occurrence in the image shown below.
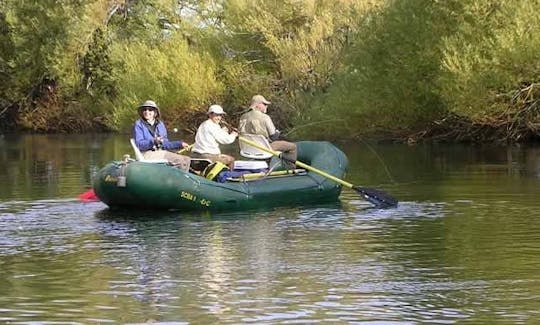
[93,141,348,211]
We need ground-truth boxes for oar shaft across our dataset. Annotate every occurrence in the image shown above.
[293,160,354,189]
[241,169,304,180]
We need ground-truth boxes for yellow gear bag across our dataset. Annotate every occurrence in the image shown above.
[202,161,229,180]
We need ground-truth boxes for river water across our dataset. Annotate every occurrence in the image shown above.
[0,134,539,324]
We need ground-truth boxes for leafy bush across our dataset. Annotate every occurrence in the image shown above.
[295,0,461,139]
[104,35,222,131]
[439,1,540,120]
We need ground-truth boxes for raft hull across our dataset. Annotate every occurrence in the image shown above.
[93,141,348,211]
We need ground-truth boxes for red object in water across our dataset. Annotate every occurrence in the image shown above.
[78,189,99,202]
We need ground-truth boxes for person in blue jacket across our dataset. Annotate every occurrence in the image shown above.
[133,100,191,171]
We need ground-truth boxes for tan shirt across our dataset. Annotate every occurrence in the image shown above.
[238,109,277,140]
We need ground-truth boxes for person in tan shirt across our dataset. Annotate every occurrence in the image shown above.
[238,95,297,164]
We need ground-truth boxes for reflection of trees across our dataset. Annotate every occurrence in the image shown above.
[524,146,540,179]
[92,211,330,320]
[374,200,540,322]
[201,226,232,297]
[2,134,539,203]
[0,232,133,321]
[90,213,224,319]
[0,134,134,200]
[343,141,540,202]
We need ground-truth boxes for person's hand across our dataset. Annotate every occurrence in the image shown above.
[231,131,238,137]
[154,136,163,145]
[182,142,190,149]
[269,130,280,141]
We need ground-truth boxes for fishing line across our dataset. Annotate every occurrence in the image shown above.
[356,137,396,184]
[283,119,346,137]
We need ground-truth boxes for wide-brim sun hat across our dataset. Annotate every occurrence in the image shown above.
[138,99,160,118]
[139,100,158,109]
[208,104,226,115]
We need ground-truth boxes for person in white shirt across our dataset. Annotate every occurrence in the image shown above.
[192,104,238,169]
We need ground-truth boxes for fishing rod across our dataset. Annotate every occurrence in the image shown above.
[221,119,239,133]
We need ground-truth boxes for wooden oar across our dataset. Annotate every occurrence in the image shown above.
[239,136,398,209]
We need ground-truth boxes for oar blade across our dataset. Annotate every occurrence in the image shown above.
[354,186,398,209]
[239,136,399,208]
[78,189,99,202]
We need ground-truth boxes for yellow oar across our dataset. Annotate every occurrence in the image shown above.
[178,144,193,154]
[238,169,305,181]
[238,136,398,209]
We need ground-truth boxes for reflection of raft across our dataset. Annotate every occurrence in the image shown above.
[93,141,348,211]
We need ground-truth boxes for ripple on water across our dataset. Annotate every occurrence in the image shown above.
[0,199,107,256]
[1,189,540,323]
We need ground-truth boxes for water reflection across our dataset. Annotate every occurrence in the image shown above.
[1,195,539,322]
[1,135,540,323]
[0,134,124,201]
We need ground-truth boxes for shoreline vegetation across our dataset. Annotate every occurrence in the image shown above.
[1,1,539,144]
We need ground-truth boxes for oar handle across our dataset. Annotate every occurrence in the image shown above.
[178,144,193,154]
[238,136,354,189]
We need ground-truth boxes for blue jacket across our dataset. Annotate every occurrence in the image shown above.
[133,118,185,151]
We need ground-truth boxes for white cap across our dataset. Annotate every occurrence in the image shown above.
[208,104,226,115]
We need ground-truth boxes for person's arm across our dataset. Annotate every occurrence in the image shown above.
[156,122,184,150]
[264,115,280,141]
[133,120,155,151]
[269,130,281,141]
[212,123,238,145]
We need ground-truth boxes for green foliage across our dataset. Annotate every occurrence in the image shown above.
[0,11,15,103]
[295,0,462,139]
[80,28,116,98]
[439,0,540,121]
[108,0,170,42]
[4,0,107,94]
[217,0,373,130]
[105,35,222,131]
[0,0,113,131]
[216,60,273,113]
[1,0,539,141]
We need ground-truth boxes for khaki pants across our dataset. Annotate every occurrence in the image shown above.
[191,152,235,170]
[271,140,297,164]
[143,150,191,172]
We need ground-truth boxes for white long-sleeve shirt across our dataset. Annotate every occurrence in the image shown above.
[192,119,237,155]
